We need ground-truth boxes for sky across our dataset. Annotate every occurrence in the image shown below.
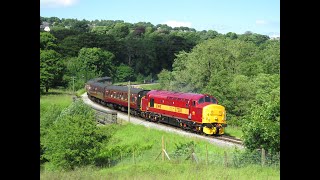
[40,0,280,38]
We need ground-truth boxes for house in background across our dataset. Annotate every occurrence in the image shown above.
[40,22,50,32]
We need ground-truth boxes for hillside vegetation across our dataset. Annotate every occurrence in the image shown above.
[40,91,279,179]
[40,16,280,178]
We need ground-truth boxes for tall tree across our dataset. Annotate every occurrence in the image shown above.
[40,49,64,92]
[40,32,57,50]
[77,47,115,81]
[71,20,90,33]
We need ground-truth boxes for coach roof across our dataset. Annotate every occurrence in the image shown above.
[105,85,144,94]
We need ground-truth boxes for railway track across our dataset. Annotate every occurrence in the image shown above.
[81,94,243,147]
[215,135,243,145]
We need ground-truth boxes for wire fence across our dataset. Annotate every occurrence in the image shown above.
[95,136,280,169]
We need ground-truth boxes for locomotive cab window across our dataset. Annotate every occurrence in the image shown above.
[150,98,154,107]
[205,96,211,102]
[211,97,217,104]
[198,97,204,104]
[192,101,196,106]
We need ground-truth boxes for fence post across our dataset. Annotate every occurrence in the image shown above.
[206,144,208,165]
[162,135,164,161]
[261,148,266,166]
[224,151,228,167]
[133,147,135,164]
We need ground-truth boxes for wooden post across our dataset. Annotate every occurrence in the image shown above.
[206,144,208,165]
[162,135,164,161]
[133,147,135,164]
[128,81,131,123]
[224,151,228,167]
[261,148,266,166]
[72,76,75,95]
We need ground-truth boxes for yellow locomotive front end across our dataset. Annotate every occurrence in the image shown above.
[202,104,227,135]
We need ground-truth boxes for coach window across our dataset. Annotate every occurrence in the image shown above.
[150,98,154,107]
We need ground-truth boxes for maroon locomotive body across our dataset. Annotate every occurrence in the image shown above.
[140,90,226,134]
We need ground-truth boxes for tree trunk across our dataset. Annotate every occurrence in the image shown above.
[45,86,49,92]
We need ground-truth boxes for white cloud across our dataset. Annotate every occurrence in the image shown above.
[40,0,79,8]
[256,20,267,25]
[264,31,279,39]
[163,20,192,28]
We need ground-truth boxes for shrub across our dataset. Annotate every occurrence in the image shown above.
[42,99,108,170]
[241,93,280,153]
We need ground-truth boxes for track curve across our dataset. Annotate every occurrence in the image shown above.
[81,93,244,149]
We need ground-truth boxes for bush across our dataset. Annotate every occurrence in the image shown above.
[173,141,195,159]
[242,93,280,153]
[42,99,108,170]
[41,104,65,164]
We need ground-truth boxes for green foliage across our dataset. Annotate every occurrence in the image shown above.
[259,40,280,74]
[40,32,57,50]
[71,20,90,33]
[135,73,145,83]
[50,28,78,43]
[108,23,130,39]
[157,69,174,90]
[238,33,270,46]
[40,49,65,92]
[40,89,74,164]
[173,141,195,159]
[169,38,259,93]
[242,92,280,153]
[42,100,108,170]
[228,75,255,117]
[225,32,238,40]
[77,47,115,81]
[232,148,280,168]
[114,63,135,82]
[40,104,65,164]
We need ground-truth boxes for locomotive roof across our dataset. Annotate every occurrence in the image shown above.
[105,85,145,94]
[147,90,205,100]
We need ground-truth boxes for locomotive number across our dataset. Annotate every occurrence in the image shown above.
[156,104,161,109]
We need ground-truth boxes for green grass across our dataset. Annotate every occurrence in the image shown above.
[224,125,243,139]
[40,89,73,106]
[41,123,279,179]
[75,88,86,97]
[40,89,74,117]
[139,83,161,90]
[40,89,278,179]
[41,162,279,180]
